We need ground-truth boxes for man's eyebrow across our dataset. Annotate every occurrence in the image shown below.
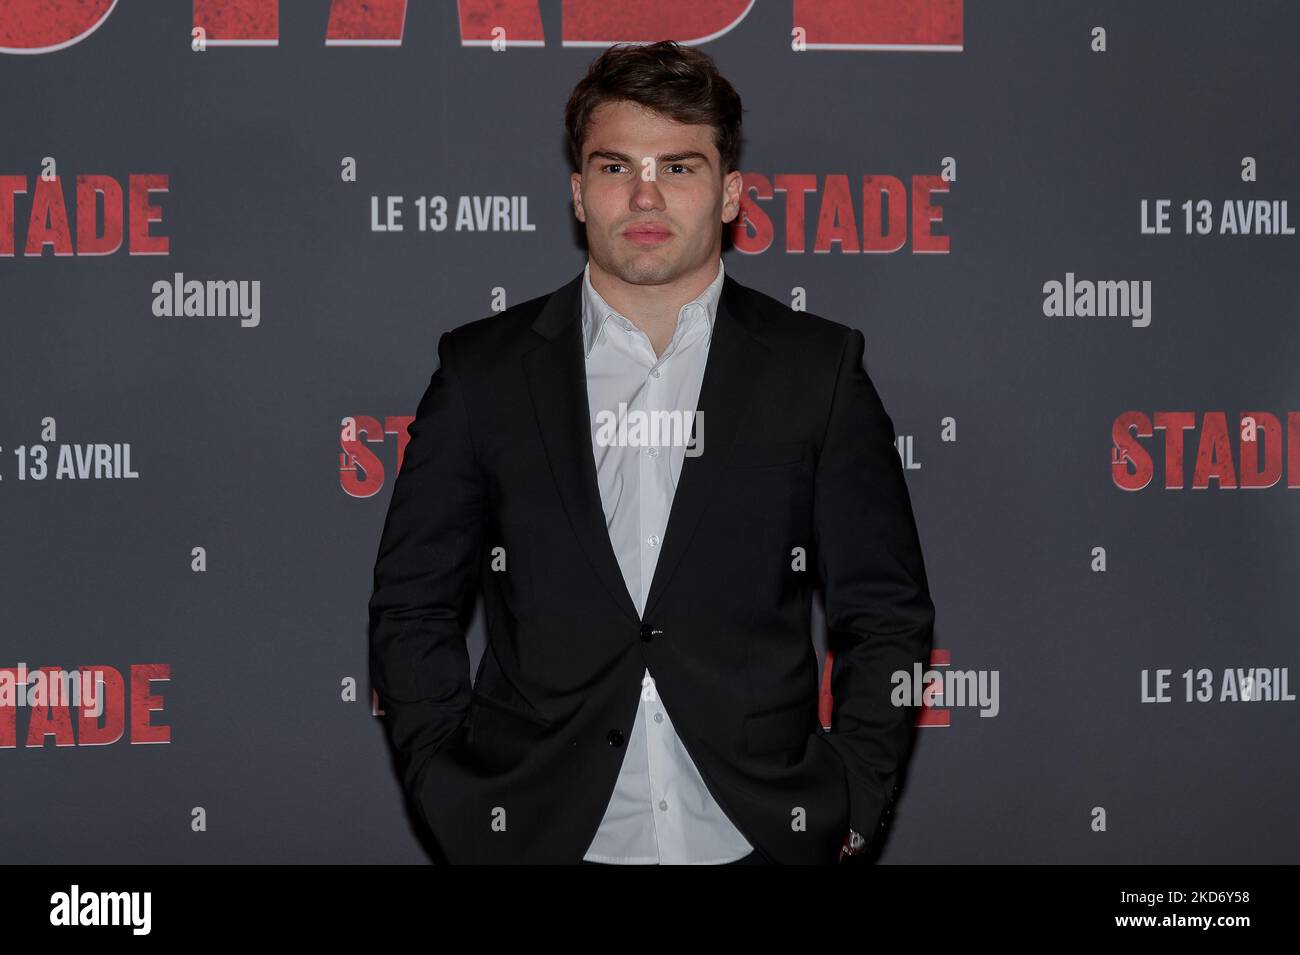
[587,150,713,167]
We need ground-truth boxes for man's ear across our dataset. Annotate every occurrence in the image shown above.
[570,172,585,223]
[721,170,743,223]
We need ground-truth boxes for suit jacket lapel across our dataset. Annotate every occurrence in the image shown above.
[523,267,768,626]
[642,275,766,621]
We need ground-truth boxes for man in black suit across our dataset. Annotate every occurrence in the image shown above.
[368,40,935,864]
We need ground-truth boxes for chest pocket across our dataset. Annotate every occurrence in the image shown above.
[723,440,807,469]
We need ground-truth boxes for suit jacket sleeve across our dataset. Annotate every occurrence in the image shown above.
[813,327,935,844]
[368,330,484,799]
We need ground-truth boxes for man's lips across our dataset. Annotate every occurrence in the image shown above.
[624,226,673,245]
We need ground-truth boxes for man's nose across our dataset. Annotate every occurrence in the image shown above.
[630,174,665,209]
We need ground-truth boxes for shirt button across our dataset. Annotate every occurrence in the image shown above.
[647,447,659,457]
[654,712,664,723]
[647,534,659,547]
[658,800,669,811]
[606,729,625,747]
[651,369,661,378]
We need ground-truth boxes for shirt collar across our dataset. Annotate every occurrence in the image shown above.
[581,256,725,358]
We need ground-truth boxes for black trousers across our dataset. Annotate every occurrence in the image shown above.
[581,850,767,865]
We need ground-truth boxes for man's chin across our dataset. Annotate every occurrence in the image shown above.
[607,252,682,286]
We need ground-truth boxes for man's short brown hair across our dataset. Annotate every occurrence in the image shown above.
[565,40,744,176]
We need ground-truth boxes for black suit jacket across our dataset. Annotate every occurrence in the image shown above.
[367,267,935,864]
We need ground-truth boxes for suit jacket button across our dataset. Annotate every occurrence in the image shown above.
[640,624,661,642]
[606,729,625,747]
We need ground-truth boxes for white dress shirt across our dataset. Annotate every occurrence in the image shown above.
[579,256,754,864]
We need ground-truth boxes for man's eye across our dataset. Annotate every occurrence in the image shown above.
[600,162,691,175]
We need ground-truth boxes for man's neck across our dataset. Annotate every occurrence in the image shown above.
[588,256,721,356]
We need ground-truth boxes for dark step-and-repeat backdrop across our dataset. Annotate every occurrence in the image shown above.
[2,1,1296,865]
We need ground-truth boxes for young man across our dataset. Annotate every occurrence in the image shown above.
[368,41,935,864]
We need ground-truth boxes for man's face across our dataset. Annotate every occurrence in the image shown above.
[570,99,742,287]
